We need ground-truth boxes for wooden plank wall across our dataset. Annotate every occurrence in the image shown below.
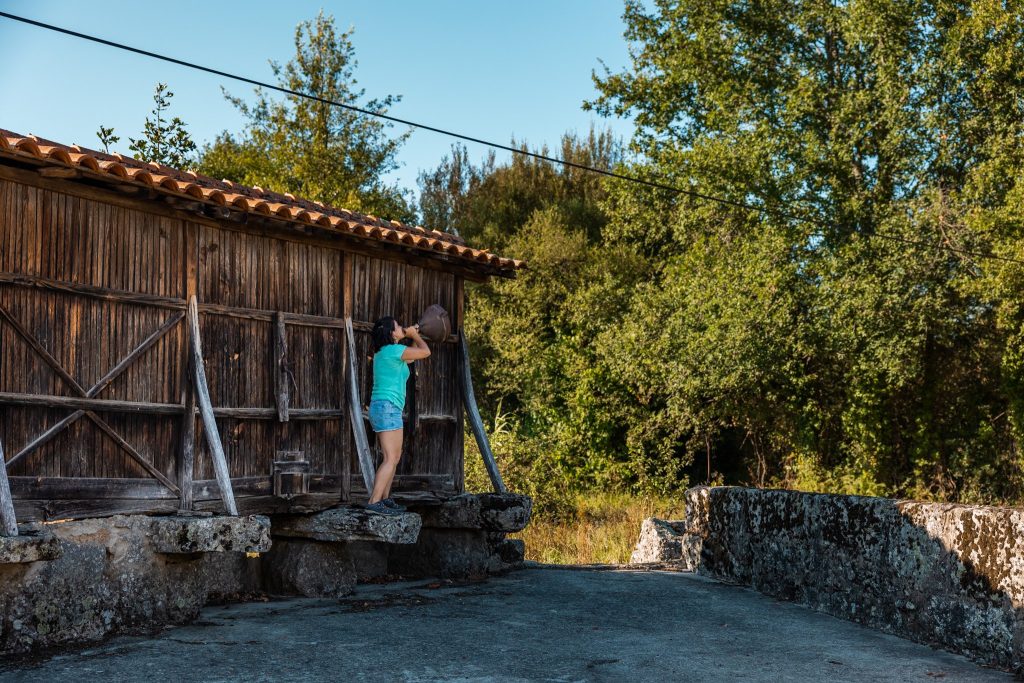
[348,254,462,483]
[0,174,465,519]
[0,179,184,484]
[195,225,346,482]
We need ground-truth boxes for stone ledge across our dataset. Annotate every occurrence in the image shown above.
[0,529,61,564]
[416,493,532,532]
[271,506,421,544]
[151,515,271,554]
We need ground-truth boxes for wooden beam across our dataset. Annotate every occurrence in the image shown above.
[345,316,376,494]
[9,476,178,500]
[0,271,462,341]
[37,167,80,179]
[0,392,343,420]
[179,218,198,512]
[0,271,186,310]
[187,295,238,516]
[274,311,289,422]
[454,276,466,493]
[459,332,507,493]
[0,440,18,536]
[0,392,184,415]
[14,498,180,522]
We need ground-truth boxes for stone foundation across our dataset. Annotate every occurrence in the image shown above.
[636,486,1024,672]
[263,493,531,596]
[0,492,532,656]
[0,515,267,655]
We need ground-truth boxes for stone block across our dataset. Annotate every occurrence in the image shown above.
[150,515,271,554]
[272,506,421,544]
[478,493,533,532]
[0,529,61,564]
[263,538,359,598]
[630,518,688,563]
[492,538,525,565]
[389,528,493,579]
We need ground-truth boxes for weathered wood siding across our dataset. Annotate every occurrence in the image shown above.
[0,172,464,520]
[348,254,462,492]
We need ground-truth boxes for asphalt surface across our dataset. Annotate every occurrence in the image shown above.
[0,566,1012,682]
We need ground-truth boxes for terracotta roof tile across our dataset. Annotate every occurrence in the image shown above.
[0,127,525,273]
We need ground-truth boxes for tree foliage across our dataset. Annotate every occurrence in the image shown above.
[439,0,1024,511]
[198,11,414,222]
[100,83,196,167]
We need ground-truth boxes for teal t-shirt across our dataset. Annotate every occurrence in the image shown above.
[370,343,410,410]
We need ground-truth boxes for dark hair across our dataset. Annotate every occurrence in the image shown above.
[371,316,399,354]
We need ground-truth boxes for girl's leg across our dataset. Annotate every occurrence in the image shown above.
[368,429,402,504]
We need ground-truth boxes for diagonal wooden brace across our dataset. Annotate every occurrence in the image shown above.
[345,317,376,494]
[187,296,238,516]
[1,306,182,483]
[0,304,183,492]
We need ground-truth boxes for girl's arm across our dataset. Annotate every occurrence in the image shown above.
[401,324,431,362]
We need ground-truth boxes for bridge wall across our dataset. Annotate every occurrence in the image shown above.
[682,486,1023,671]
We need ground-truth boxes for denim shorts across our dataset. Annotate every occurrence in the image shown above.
[368,399,403,432]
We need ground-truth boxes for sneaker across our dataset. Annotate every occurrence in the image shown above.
[382,498,407,512]
[365,501,401,515]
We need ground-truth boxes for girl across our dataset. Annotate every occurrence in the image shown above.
[365,316,430,514]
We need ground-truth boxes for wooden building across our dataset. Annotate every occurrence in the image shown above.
[0,129,522,522]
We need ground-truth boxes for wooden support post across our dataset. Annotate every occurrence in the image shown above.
[187,295,238,516]
[454,276,465,492]
[340,253,353,502]
[459,332,507,493]
[345,316,376,494]
[178,360,197,512]
[0,440,18,537]
[274,311,290,422]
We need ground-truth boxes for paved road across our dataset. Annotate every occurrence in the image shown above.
[0,566,1011,682]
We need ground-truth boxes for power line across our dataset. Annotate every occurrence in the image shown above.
[0,11,764,213]
[1,10,1022,266]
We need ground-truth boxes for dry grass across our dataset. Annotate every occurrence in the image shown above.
[510,491,687,565]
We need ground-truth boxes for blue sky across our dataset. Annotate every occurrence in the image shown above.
[0,1,636,198]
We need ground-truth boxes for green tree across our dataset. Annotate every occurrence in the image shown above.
[420,130,650,513]
[125,83,197,168]
[198,11,414,222]
[584,0,1024,502]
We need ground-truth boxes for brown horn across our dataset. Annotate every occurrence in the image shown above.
[417,304,451,342]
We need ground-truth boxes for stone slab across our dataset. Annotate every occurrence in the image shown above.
[0,529,61,564]
[416,492,532,532]
[271,506,421,544]
[150,515,271,554]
